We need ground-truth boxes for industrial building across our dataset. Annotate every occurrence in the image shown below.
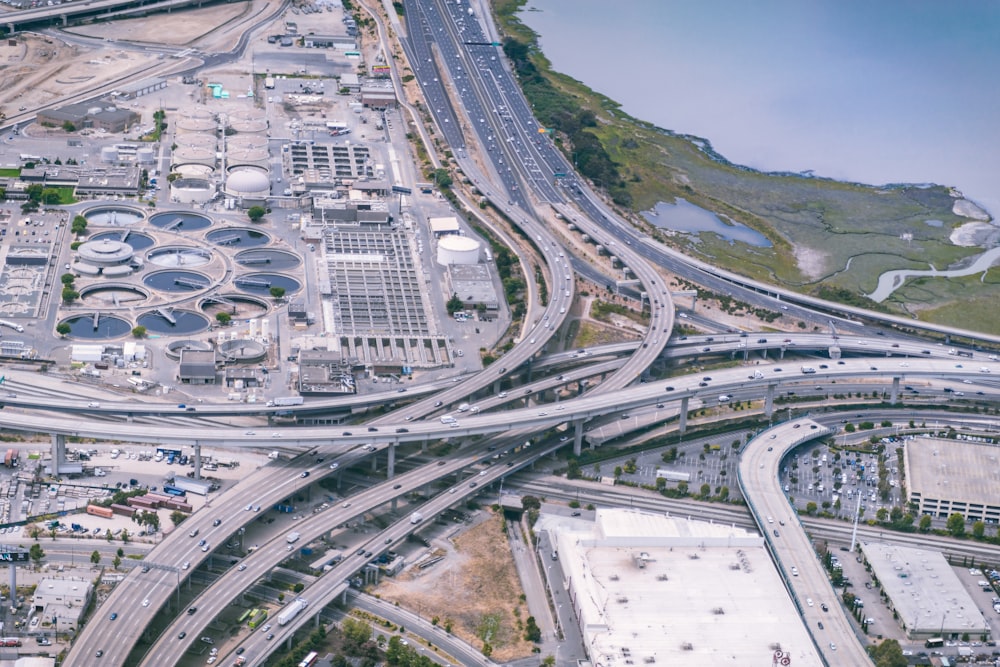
[36,102,141,134]
[547,508,821,666]
[30,577,94,636]
[859,541,989,639]
[904,436,1000,523]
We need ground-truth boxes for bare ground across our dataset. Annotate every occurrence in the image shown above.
[374,511,535,662]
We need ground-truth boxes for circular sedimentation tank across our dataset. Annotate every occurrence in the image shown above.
[58,314,132,339]
[148,211,212,232]
[234,272,301,295]
[206,228,270,248]
[78,283,149,305]
[218,338,267,362]
[142,270,212,293]
[91,231,155,251]
[137,309,210,335]
[147,246,213,268]
[234,249,300,271]
[83,206,145,226]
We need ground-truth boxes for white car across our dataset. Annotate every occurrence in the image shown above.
[806,598,814,607]
[142,599,150,607]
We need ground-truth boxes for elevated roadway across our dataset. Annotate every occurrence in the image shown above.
[740,418,871,665]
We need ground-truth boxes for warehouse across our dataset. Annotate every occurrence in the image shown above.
[904,436,1000,523]
[547,508,820,666]
[859,541,989,640]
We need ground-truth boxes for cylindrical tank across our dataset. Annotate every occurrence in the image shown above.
[228,118,268,135]
[172,146,217,167]
[227,135,268,151]
[175,133,217,150]
[100,146,119,163]
[170,178,216,205]
[436,235,481,266]
[227,146,270,169]
[136,147,156,164]
[176,117,217,134]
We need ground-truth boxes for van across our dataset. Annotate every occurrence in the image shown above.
[551,550,558,561]
[87,401,101,408]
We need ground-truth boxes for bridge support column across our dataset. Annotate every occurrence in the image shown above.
[572,420,584,457]
[193,444,202,480]
[8,556,15,606]
[493,380,502,394]
[61,13,66,25]
[678,397,689,434]
[341,589,348,605]
[891,377,900,403]
[387,444,396,479]
[764,384,775,418]
[51,434,66,473]
[778,346,786,360]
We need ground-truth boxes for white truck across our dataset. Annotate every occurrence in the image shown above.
[409,512,423,525]
[800,366,817,374]
[748,370,764,380]
[267,396,304,407]
[277,598,308,626]
[286,531,301,544]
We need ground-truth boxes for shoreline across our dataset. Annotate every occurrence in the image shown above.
[504,0,994,222]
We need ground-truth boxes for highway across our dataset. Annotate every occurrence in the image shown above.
[8,0,997,664]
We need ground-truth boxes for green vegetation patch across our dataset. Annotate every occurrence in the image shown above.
[0,168,20,178]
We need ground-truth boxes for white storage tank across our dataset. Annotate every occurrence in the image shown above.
[176,116,217,134]
[100,146,119,163]
[136,147,156,164]
[175,133,217,150]
[436,235,481,266]
[170,178,216,205]
[172,145,217,168]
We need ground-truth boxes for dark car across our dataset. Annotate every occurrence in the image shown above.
[212,518,222,526]
[96,650,104,657]
[342,431,352,436]
[236,647,245,655]
[187,607,197,615]
[434,401,443,407]
[665,386,675,391]
[698,382,708,387]
[367,427,378,432]
[178,632,187,639]
[396,427,408,433]
[469,482,478,488]
[266,634,274,641]
[299,471,310,478]
[109,612,118,621]
[393,484,402,490]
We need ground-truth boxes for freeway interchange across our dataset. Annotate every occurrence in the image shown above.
[1,0,998,664]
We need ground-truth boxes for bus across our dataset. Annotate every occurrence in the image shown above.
[237,609,252,624]
[162,485,186,497]
[248,609,268,630]
[297,652,319,667]
[924,637,944,649]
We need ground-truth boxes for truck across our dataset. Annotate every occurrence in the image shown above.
[457,403,471,412]
[800,366,817,374]
[277,598,308,626]
[267,396,304,407]
[264,76,275,89]
[718,394,731,403]
[748,370,764,380]
[286,531,301,544]
[409,512,423,525]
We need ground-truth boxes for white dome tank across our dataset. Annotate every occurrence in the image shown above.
[172,145,217,168]
[176,116,217,134]
[100,146,119,163]
[437,235,481,266]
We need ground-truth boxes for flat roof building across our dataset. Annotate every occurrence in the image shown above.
[859,541,989,639]
[904,436,1000,523]
[178,349,217,384]
[547,508,821,666]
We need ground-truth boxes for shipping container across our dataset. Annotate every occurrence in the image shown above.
[86,505,114,519]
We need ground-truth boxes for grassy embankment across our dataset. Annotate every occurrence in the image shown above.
[492,0,999,333]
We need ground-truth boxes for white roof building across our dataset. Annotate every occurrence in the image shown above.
[549,508,821,666]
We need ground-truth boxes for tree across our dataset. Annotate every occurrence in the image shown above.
[868,638,907,667]
[131,326,147,338]
[973,520,986,539]
[70,215,88,235]
[120,529,130,544]
[446,292,463,315]
[432,167,452,188]
[520,496,541,511]
[541,657,556,667]
[341,617,371,650]
[112,555,121,570]
[90,550,101,566]
[29,543,45,568]
[946,513,966,537]
[269,286,286,301]
[806,501,818,515]
[246,205,266,223]
[60,273,76,285]
[919,514,932,533]
[524,615,541,642]
[698,483,711,499]
[215,312,232,326]
[61,287,79,303]
[62,120,76,132]
[41,188,62,205]
[170,510,188,526]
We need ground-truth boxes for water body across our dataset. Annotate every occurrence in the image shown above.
[519,0,1000,217]
[866,246,1000,303]
[644,198,771,247]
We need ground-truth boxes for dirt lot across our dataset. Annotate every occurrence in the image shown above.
[374,511,535,662]
[67,1,253,47]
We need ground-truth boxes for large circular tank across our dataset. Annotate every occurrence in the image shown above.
[76,238,136,271]
[437,235,481,265]
[223,166,270,199]
[175,116,217,134]
[227,135,267,151]
[170,178,216,205]
[228,110,266,123]
[100,146,118,163]
[187,107,214,120]
[172,146,216,168]
[228,118,268,135]
[172,163,215,179]
[175,133,217,150]
[136,147,156,164]
[227,146,269,169]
